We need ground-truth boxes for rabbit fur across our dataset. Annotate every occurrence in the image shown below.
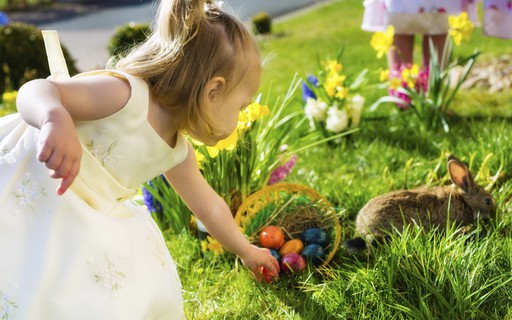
[346,155,496,251]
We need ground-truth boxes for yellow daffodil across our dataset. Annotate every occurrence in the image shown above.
[240,102,269,124]
[380,69,389,82]
[324,73,346,97]
[335,86,349,100]
[201,236,224,256]
[322,59,343,74]
[389,77,402,90]
[371,25,394,59]
[2,91,17,103]
[401,64,419,89]
[206,129,238,158]
[200,239,208,252]
[448,12,474,46]
[194,149,205,169]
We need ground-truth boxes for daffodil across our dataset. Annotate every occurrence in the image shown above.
[204,103,270,158]
[324,72,346,97]
[322,59,342,74]
[335,86,349,100]
[201,236,224,256]
[389,77,402,90]
[380,69,389,82]
[206,129,238,157]
[448,12,474,46]
[371,25,394,59]
[194,149,205,169]
[401,64,419,89]
[2,91,17,103]
[241,102,269,123]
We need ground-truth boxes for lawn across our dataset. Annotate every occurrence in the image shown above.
[166,0,512,319]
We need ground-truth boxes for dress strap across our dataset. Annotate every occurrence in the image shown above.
[41,30,137,216]
[42,30,70,80]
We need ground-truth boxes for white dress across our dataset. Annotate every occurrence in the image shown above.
[0,69,188,319]
[362,0,477,34]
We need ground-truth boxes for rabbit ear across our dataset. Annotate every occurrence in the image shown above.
[448,155,474,193]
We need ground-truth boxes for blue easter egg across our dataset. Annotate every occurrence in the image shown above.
[302,227,330,248]
[269,249,281,263]
[301,243,326,266]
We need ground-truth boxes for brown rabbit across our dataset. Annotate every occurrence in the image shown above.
[345,155,497,251]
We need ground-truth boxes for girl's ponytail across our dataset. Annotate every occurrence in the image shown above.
[155,0,207,56]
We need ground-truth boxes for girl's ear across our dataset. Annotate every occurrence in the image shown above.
[205,76,226,103]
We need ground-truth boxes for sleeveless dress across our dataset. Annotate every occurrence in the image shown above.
[483,0,512,38]
[0,68,188,319]
[362,0,477,34]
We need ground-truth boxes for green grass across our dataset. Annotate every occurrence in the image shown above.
[176,0,512,318]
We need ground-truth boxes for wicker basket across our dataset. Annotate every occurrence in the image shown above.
[235,183,341,268]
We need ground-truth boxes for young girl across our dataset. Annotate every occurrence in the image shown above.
[0,0,279,319]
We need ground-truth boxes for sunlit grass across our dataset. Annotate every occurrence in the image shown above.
[167,1,512,318]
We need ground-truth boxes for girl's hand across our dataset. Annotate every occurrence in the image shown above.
[239,245,280,283]
[37,113,82,195]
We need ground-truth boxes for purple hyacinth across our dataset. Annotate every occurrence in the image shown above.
[0,12,9,25]
[142,175,169,214]
[268,154,298,185]
[302,75,319,102]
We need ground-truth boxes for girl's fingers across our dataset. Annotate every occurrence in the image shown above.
[57,175,73,195]
[56,159,80,195]
[49,155,72,179]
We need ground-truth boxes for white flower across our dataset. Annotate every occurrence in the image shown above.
[349,94,365,128]
[325,106,349,133]
[12,174,46,210]
[304,98,327,122]
[94,254,126,293]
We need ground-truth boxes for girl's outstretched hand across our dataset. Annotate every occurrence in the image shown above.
[240,245,280,283]
[37,114,82,195]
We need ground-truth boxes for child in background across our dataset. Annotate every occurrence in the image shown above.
[483,0,512,39]
[362,0,476,69]
[0,0,279,319]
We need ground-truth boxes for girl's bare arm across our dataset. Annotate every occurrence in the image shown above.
[16,75,131,194]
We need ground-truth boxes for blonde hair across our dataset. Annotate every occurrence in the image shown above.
[113,0,259,141]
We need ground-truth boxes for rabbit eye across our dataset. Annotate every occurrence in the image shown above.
[485,198,493,206]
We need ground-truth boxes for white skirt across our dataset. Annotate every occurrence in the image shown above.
[0,114,185,320]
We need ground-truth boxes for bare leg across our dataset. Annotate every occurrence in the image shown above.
[422,33,447,67]
[388,34,414,71]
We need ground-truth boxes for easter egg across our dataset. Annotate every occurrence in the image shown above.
[280,253,307,274]
[302,227,330,248]
[260,267,275,284]
[259,226,285,249]
[269,249,281,263]
[301,243,326,266]
[279,239,304,256]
